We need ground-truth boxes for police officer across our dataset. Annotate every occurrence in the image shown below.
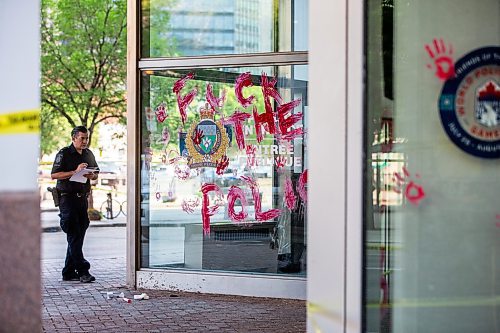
[51,126,99,283]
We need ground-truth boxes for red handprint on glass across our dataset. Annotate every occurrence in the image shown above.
[216,155,229,175]
[155,103,168,123]
[425,38,455,81]
[191,128,204,145]
[393,166,426,206]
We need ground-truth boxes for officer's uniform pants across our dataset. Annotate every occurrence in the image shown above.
[58,194,91,277]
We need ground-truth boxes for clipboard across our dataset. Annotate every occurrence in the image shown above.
[69,167,99,183]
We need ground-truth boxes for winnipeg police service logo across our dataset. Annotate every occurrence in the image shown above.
[439,46,500,158]
[185,107,229,168]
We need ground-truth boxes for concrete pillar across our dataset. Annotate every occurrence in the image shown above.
[0,1,41,332]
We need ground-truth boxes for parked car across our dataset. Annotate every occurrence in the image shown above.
[94,161,126,189]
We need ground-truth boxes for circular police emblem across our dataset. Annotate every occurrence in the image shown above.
[439,46,500,158]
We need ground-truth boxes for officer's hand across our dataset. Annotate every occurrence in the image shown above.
[75,163,88,172]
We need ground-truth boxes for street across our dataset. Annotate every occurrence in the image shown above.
[42,227,126,260]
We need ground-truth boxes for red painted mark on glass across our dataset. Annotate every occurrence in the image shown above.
[174,164,191,180]
[155,102,168,123]
[172,72,198,125]
[216,155,229,175]
[261,72,283,105]
[241,176,281,221]
[275,156,287,169]
[245,144,258,167]
[227,186,248,222]
[277,99,303,141]
[205,83,226,113]
[393,168,426,206]
[425,38,455,81]
[253,104,276,143]
[201,183,224,235]
[191,128,204,145]
[159,127,170,145]
[222,111,251,150]
[181,197,200,214]
[284,177,297,211]
[155,192,161,201]
[496,214,500,228]
[297,169,308,203]
[234,72,255,108]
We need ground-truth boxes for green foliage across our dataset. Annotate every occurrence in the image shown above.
[41,0,127,150]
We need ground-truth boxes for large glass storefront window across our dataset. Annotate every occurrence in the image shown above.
[140,65,308,276]
[141,0,308,57]
[364,0,499,332]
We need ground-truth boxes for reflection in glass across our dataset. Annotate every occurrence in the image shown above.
[141,0,309,57]
[140,65,308,276]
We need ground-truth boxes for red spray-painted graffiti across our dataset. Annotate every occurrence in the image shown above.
[297,169,308,203]
[284,177,297,211]
[227,186,248,222]
[222,111,251,150]
[216,155,229,175]
[234,72,255,108]
[200,183,225,235]
[191,128,204,145]
[241,176,282,221]
[205,83,226,113]
[275,155,287,169]
[393,167,426,206]
[198,170,308,234]
[425,38,455,81]
[181,197,200,214]
[277,99,303,141]
[173,72,198,125]
[245,144,258,167]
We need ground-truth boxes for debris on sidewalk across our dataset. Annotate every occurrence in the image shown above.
[133,293,149,300]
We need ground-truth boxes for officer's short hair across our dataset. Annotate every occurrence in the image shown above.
[71,126,88,139]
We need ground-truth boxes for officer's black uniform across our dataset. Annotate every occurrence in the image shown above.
[51,144,98,279]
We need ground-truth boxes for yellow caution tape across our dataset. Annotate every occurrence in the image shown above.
[0,109,40,135]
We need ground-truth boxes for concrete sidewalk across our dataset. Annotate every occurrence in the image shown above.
[42,257,306,332]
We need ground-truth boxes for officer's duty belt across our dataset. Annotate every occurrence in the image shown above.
[60,192,88,198]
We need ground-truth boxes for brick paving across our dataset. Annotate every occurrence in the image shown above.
[42,257,306,332]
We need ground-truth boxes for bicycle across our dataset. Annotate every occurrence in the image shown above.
[100,192,127,219]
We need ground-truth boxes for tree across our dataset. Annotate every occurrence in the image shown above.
[41,0,127,147]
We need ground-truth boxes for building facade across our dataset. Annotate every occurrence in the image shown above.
[128,0,499,332]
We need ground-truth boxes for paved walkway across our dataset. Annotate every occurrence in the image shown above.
[42,257,306,332]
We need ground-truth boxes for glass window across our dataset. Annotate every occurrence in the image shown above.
[140,65,308,276]
[364,0,499,332]
[141,0,309,58]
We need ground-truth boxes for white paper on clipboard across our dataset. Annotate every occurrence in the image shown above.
[69,167,98,183]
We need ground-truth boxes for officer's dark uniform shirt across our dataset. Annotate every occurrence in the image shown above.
[51,144,99,193]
